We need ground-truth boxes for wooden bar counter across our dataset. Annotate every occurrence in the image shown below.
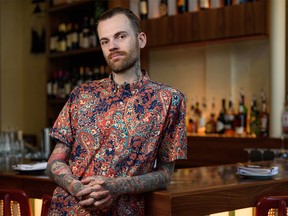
[1,160,288,216]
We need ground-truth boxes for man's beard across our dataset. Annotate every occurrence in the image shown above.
[105,43,140,73]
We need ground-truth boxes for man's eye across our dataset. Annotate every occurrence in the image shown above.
[101,41,108,46]
[118,34,126,40]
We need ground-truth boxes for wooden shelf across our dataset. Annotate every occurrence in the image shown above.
[48,47,102,59]
[141,1,268,47]
[48,0,95,13]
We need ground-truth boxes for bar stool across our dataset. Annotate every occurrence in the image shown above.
[255,195,288,216]
[0,189,32,216]
[40,194,52,216]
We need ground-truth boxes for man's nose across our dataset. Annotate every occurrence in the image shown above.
[108,40,119,51]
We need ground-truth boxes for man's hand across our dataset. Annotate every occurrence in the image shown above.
[76,176,113,211]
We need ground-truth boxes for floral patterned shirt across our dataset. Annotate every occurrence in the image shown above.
[48,71,187,216]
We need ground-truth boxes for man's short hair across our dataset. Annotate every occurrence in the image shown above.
[97,7,141,35]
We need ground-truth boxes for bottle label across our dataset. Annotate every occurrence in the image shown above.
[260,116,268,131]
[235,126,244,135]
[216,121,225,132]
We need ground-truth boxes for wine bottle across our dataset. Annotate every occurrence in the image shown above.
[49,33,58,53]
[282,94,288,138]
[188,104,198,133]
[66,23,73,51]
[57,23,67,52]
[234,90,247,135]
[52,70,59,99]
[89,17,97,48]
[249,95,260,136]
[81,16,90,49]
[259,90,269,137]
[205,98,217,134]
[224,97,235,135]
[47,76,54,99]
[216,98,226,134]
[63,70,72,98]
[71,23,79,50]
[139,0,148,20]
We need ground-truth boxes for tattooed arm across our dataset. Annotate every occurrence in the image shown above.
[77,160,175,201]
[45,142,85,196]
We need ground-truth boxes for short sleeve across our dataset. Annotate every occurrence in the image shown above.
[158,91,187,162]
[50,89,78,147]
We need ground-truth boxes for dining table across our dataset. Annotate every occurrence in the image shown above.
[1,160,288,216]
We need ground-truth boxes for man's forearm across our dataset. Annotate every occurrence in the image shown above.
[46,160,83,196]
[46,142,84,196]
[102,161,175,196]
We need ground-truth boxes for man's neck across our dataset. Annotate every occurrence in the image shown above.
[112,69,142,85]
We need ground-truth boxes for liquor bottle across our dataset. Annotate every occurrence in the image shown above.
[57,69,66,99]
[63,70,72,98]
[194,100,202,125]
[197,97,207,134]
[240,88,248,114]
[177,0,187,13]
[52,70,59,99]
[159,0,168,17]
[77,66,85,85]
[57,23,67,52]
[93,66,101,80]
[188,0,199,12]
[139,0,148,20]
[49,33,58,53]
[89,17,97,48]
[205,98,217,134]
[259,90,269,137]
[47,75,54,99]
[249,95,260,136]
[85,66,94,81]
[216,98,226,134]
[199,0,210,10]
[234,91,247,135]
[168,0,177,16]
[282,94,288,138]
[224,0,233,6]
[224,97,235,135]
[66,22,73,51]
[188,104,198,133]
[210,0,224,9]
[81,17,90,49]
[71,23,79,50]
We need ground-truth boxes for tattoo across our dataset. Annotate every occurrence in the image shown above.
[46,142,83,196]
[102,161,175,196]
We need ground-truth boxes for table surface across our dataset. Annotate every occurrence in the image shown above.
[1,160,288,216]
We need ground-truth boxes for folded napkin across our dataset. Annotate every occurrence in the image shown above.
[237,165,278,176]
[12,162,47,171]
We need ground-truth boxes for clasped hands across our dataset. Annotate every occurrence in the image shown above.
[76,176,113,211]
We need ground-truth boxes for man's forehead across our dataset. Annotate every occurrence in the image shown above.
[98,14,132,37]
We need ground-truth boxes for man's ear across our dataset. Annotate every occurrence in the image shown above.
[138,32,147,48]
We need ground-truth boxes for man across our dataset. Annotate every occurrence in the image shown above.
[46,7,187,215]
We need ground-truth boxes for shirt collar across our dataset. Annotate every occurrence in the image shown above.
[109,70,150,95]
